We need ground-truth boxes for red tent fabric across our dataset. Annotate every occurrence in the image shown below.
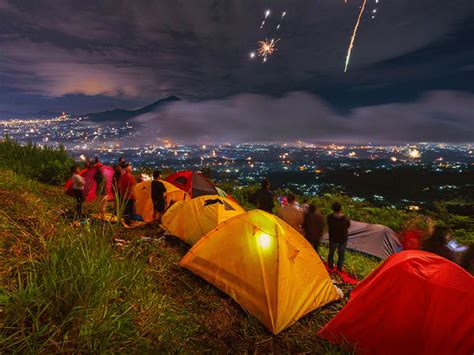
[401,229,424,250]
[318,251,474,355]
[165,171,218,198]
[64,164,115,202]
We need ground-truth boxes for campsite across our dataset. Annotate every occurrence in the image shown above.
[1,140,473,353]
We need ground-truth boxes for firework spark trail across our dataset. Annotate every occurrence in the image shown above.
[260,10,271,29]
[344,0,367,72]
[276,11,286,30]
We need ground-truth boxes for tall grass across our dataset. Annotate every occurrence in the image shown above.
[1,227,196,353]
[0,135,73,185]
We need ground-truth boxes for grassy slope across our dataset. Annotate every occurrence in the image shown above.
[1,168,377,353]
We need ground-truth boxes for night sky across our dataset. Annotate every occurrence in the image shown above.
[1,0,473,143]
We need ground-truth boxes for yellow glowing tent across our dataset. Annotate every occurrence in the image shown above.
[180,210,340,334]
[134,180,189,223]
[162,195,245,245]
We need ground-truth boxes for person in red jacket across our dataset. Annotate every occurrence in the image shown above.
[118,163,136,223]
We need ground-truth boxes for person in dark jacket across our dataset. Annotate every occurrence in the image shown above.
[71,165,85,220]
[251,179,275,214]
[302,204,325,253]
[327,202,351,272]
[461,244,474,275]
[112,164,121,193]
[422,226,456,262]
[151,170,166,221]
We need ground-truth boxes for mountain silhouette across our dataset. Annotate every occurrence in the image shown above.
[85,96,180,122]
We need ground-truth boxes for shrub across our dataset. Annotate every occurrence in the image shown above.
[0,136,73,185]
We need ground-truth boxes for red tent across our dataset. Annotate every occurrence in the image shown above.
[65,163,115,202]
[318,251,474,355]
[165,171,218,198]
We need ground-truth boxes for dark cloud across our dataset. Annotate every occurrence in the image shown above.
[0,0,473,141]
[134,90,474,144]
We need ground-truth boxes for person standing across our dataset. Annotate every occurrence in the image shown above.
[118,163,137,223]
[251,179,275,214]
[112,164,122,194]
[327,202,351,272]
[421,226,456,262]
[71,165,85,220]
[461,244,474,274]
[93,157,108,217]
[151,170,167,222]
[302,203,325,253]
[278,193,304,233]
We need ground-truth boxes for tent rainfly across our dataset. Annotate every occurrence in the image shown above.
[318,250,474,355]
[180,210,340,334]
[162,195,245,245]
[322,220,402,259]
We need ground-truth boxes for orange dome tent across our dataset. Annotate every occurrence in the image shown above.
[318,250,474,354]
[180,210,340,334]
[134,180,189,223]
[162,195,245,245]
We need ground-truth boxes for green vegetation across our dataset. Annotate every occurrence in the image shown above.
[0,136,73,185]
[1,140,472,352]
[222,184,473,244]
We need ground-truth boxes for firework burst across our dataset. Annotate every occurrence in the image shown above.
[257,38,279,60]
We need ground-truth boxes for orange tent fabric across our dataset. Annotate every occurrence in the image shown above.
[161,195,245,245]
[134,180,189,223]
[180,210,340,334]
[318,250,474,355]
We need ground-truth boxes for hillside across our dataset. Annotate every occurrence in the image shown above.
[0,167,384,353]
[84,96,180,122]
[1,140,472,352]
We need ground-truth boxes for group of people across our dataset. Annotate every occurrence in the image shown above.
[251,179,350,272]
[70,157,168,224]
[70,164,473,274]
